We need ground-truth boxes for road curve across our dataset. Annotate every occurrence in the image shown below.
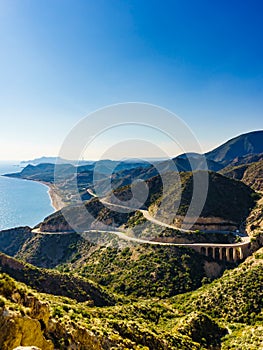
[85,229,250,248]
[33,188,250,249]
[32,227,250,248]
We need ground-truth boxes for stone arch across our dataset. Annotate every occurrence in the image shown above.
[215,248,220,260]
[208,247,213,258]
[201,247,206,255]
[235,248,241,260]
[229,248,233,261]
[222,247,226,260]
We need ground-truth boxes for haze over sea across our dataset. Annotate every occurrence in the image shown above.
[0,162,54,230]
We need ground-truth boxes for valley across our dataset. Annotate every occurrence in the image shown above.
[0,130,263,349]
[1,1,263,348]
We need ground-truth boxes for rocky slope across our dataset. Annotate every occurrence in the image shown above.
[205,130,263,166]
[110,170,257,231]
[221,158,263,192]
[0,248,262,349]
[1,130,263,348]
[0,227,229,299]
[0,252,115,306]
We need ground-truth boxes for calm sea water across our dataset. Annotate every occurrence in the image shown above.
[0,162,54,230]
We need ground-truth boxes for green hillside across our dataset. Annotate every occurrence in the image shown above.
[0,247,262,349]
[0,228,227,300]
[0,252,115,306]
[59,244,221,299]
[112,170,257,225]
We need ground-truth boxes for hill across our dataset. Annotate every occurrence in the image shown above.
[37,197,138,232]
[221,158,263,192]
[5,131,263,207]
[35,169,257,235]
[0,247,262,349]
[205,130,263,166]
[110,170,257,231]
[0,226,230,299]
[5,163,76,183]
[0,252,115,306]
[58,243,225,299]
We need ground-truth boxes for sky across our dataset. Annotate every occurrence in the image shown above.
[0,0,262,160]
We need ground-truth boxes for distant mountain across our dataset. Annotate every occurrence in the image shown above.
[21,156,150,172]
[19,130,263,173]
[5,163,76,183]
[1,131,263,349]
[176,152,202,159]
[20,156,91,166]
[224,152,263,168]
[205,130,263,166]
[21,156,58,165]
[91,131,263,189]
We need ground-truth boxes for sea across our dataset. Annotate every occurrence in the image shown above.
[0,161,54,231]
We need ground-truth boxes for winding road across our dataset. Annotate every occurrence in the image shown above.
[32,188,250,256]
[87,188,191,232]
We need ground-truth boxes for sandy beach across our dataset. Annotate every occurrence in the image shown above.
[48,184,65,211]
[40,182,65,211]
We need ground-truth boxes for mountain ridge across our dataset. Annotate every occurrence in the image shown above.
[1,129,263,349]
[205,130,263,165]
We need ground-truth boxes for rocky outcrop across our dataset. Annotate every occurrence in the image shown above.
[39,222,72,233]
[0,253,25,270]
[0,307,53,350]
[47,319,104,350]
[24,297,50,328]
[0,276,104,350]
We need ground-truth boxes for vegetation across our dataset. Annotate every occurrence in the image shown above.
[112,170,257,225]
[221,158,263,192]
[1,131,263,348]
[0,252,115,306]
[58,243,233,299]
[0,248,262,349]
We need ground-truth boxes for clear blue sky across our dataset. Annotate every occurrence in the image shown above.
[0,0,262,160]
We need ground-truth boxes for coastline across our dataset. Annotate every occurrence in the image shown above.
[40,182,65,211]
[0,171,62,229]
[2,171,65,212]
[48,184,65,211]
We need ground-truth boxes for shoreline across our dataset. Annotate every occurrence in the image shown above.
[40,182,65,211]
[48,184,65,211]
[3,172,65,212]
